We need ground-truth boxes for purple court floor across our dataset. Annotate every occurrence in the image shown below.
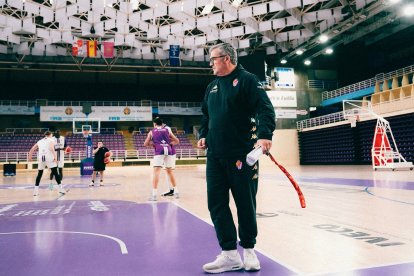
[0,200,296,276]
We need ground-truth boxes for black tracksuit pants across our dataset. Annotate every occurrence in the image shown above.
[206,155,259,250]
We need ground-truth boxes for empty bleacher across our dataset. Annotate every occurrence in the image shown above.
[0,133,43,152]
[299,113,414,165]
[0,128,201,163]
[65,133,126,152]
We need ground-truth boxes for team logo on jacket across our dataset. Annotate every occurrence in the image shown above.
[236,160,243,170]
[233,79,239,87]
[210,85,218,93]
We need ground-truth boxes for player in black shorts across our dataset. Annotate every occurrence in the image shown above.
[89,141,112,186]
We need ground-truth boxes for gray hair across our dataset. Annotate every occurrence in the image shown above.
[210,43,238,65]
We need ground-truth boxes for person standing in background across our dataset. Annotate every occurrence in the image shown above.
[144,117,180,201]
[89,141,111,186]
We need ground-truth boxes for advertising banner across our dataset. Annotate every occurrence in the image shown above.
[275,67,295,88]
[0,105,35,115]
[266,91,297,107]
[275,109,297,119]
[40,106,152,121]
[158,106,202,115]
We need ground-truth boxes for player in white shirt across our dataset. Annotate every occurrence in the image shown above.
[28,131,66,196]
[49,130,67,190]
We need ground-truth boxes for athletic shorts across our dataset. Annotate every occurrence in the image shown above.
[56,151,65,168]
[152,155,176,168]
[37,154,57,170]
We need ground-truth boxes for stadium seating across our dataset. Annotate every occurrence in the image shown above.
[299,113,414,165]
[65,133,126,152]
[0,133,43,152]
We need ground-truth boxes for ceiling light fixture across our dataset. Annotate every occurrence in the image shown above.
[131,0,139,10]
[296,49,304,55]
[319,34,329,43]
[403,5,414,16]
[280,59,287,64]
[325,48,333,54]
[232,0,243,8]
[304,60,311,66]
[202,0,215,15]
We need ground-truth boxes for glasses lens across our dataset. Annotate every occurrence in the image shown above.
[210,55,225,63]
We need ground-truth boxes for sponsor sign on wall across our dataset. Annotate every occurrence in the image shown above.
[158,106,202,115]
[275,109,297,119]
[0,105,35,115]
[40,106,152,121]
[275,67,295,88]
[266,91,297,107]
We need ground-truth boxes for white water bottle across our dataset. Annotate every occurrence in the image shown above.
[246,146,263,166]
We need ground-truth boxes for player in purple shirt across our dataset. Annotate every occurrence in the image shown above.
[144,117,179,201]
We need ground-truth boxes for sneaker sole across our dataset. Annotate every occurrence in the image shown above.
[244,265,261,271]
[203,264,244,274]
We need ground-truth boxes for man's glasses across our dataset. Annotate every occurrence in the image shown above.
[209,55,227,63]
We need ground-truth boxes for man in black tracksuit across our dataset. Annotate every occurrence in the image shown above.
[198,43,275,274]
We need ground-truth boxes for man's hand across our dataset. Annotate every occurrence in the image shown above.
[197,138,206,149]
[256,139,272,154]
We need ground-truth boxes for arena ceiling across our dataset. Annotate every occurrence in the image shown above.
[0,0,412,73]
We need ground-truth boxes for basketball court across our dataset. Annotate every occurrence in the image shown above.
[1,163,413,275]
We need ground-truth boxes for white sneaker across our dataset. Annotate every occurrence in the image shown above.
[33,187,39,196]
[89,181,95,187]
[148,195,157,201]
[243,248,261,271]
[202,251,243,274]
[58,185,66,195]
[99,180,104,186]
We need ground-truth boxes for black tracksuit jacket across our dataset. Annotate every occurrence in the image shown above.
[199,64,276,158]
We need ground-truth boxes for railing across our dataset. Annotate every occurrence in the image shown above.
[0,149,206,163]
[5,128,49,134]
[45,100,153,106]
[307,80,338,90]
[0,100,37,106]
[0,100,202,108]
[296,111,346,131]
[156,101,201,108]
[322,63,414,101]
[322,78,377,101]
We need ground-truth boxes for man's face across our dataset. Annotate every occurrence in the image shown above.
[209,48,228,76]
[97,142,103,148]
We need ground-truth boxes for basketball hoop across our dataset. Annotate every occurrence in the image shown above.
[82,129,91,138]
[348,115,359,128]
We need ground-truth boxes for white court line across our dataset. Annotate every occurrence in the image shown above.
[307,259,414,276]
[172,202,303,275]
[0,231,128,254]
